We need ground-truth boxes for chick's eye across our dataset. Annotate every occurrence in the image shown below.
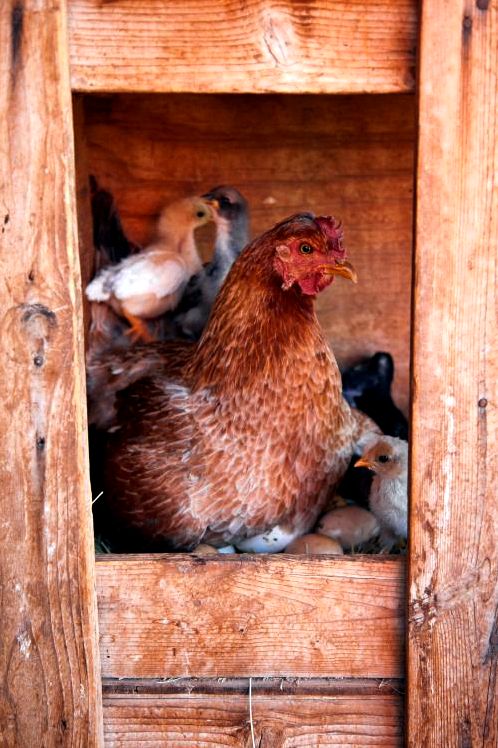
[196,211,206,218]
[378,455,390,464]
[300,243,313,254]
[219,196,231,208]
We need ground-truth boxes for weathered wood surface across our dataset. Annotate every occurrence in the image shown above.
[68,0,417,95]
[0,1,103,745]
[102,681,403,747]
[96,555,404,679]
[409,1,498,745]
[82,93,414,411]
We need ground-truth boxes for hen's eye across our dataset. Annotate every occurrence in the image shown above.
[378,455,390,464]
[300,243,313,254]
[196,211,206,218]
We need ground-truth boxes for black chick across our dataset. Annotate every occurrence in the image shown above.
[90,175,140,265]
[341,352,408,439]
[87,176,142,351]
[337,352,408,507]
[169,186,250,340]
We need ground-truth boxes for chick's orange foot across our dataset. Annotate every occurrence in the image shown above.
[123,311,156,343]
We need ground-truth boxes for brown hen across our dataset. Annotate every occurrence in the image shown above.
[88,213,378,551]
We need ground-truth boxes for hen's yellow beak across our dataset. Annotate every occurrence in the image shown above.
[320,260,358,284]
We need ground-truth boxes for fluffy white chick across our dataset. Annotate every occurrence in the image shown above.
[86,196,215,342]
[355,436,408,550]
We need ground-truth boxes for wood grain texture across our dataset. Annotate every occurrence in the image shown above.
[81,92,414,411]
[102,688,403,747]
[96,555,404,679]
[0,1,103,745]
[67,0,417,95]
[409,1,498,745]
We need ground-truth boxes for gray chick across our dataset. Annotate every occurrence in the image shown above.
[172,186,250,340]
[355,435,408,550]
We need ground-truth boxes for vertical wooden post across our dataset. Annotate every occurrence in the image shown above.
[0,1,103,745]
[409,1,497,745]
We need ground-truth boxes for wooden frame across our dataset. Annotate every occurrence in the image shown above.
[67,0,417,95]
[1,0,496,744]
[409,2,498,744]
[97,555,404,679]
[0,1,102,744]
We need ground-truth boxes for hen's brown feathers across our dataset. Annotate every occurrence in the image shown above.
[88,213,373,549]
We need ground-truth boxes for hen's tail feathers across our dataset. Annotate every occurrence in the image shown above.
[86,340,194,430]
[90,175,140,265]
[87,177,142,353]
[86,345,163,429]
[87,302,130,359]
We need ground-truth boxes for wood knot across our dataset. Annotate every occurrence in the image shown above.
[18,303,57,347]
[462,14,473,39]
[476,0,489,10]
[20,303,56,326]
[261,9,296,67]
[11,2,23,70]
[409,588,438,631]
[478,398,488,408]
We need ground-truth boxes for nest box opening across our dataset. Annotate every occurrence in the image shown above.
[73,91,415,556]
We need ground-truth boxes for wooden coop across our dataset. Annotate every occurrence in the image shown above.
[1,0,497,745]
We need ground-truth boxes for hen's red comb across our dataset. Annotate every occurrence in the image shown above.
[315,216,345,258]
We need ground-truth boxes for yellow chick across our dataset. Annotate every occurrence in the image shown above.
[86,196,215,342]
[316,506,379,550]
[285,534,344,555]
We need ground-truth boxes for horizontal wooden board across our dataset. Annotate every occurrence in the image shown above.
[96,555,405,679]
[81,92,415,412]
[68,0,417,94]
[102,680,403,747]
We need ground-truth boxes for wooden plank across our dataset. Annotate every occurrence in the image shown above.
[102,687,403,747]
[409,1,498,746]
[68,0,417,95]
[96,555,405,679]
[82,92,415,411]
[0,1,103,745]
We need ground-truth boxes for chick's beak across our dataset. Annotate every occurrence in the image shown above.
[202,194,220,211]
[354,457,376,470]
[320,260,358,284]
